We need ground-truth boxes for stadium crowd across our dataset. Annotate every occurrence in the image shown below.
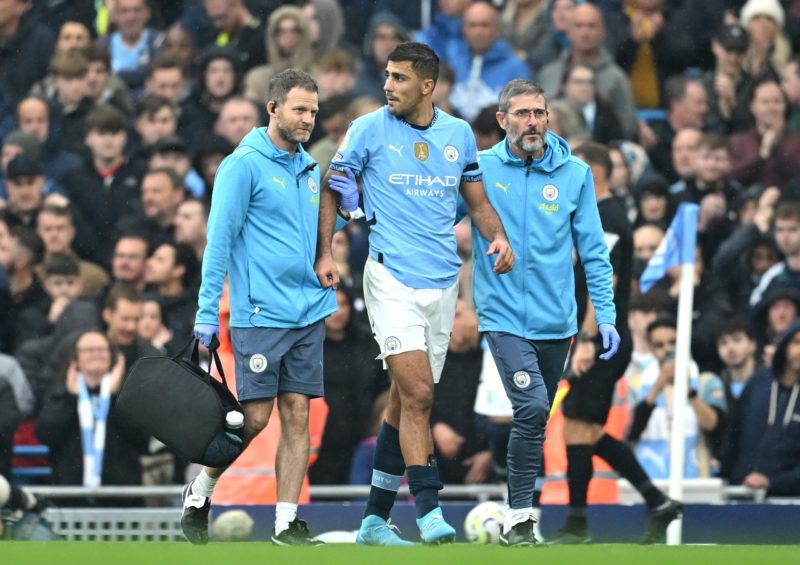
[1,0,800,507]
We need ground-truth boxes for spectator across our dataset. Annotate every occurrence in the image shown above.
[414,0,469,64]
[301,0,345,61]
[197,0,266,72]
[547,98,588,145]
[174,198,208,262]
[527,0,575,74]
[1,130,44,199]
[781,56,800,131]
[712,186,781,311]
[448,2,531,122]
[102,283,159,370]
[740,0,791,81]
[633,175,673,230]
[82,43,136,117]
[132,95,179,160]
[353,12,409,101]
[313,50,357,102]
[191,134,233,199]
[310,287,385,485]
[144,57,188,108]
[624,291,670,386]
[147,135,205,198]
[633,224,664,267]
[54,19,91,53]
[158,22,198,78]
[432,61,459,118]
[645,77,709,182]
[0,0,55,103]
[308,94,351,173]
[725,319,800,496]
[137,297,171,353]
[702,24,756,134]
[754,198,800,304]
[431,298,491,484]
[110,234,150,292]
[61,105,146,265]
[611,0,698,109]
[36,330,148,503]
[752,285,800,368]
[628,315,728,478]
[559,62,623,144]
[214,97,261,146]
[500,0,548,63]
[118,167,185,248]
[471,105,505,151]
[5,227,48,351]
[181,47,241,145]
[15,96,82,185]
[47,50,95,153]
[144,241,199,353]
[3,155,46,229]
[102,0,163,94]
[668,127,702,188]
[716,318,760,402]
[729,79,800,188]
[243,6,313,104]
[538,2,638,139]
[35,204,109,298]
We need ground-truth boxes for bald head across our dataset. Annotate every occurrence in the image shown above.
[463,2,500,55]
[633,225,664,263]
[569,3,604,56]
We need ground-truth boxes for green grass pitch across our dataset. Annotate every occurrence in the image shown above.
[3,543,798,565]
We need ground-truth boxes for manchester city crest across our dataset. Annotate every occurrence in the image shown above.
[308,177,318,193]
[542,184,559,201]
[513,371,531,389]
[444,145,459,162]
[385,336,401,352]
[249,354,268,373]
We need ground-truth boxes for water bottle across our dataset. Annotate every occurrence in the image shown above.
[224,410,244,444]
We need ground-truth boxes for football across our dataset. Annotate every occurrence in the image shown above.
[463,501,506,544]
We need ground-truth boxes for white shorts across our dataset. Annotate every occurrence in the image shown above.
[363,256,458,383]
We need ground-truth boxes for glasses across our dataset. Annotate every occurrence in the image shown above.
[507,109,548,120]
[78,347,111,355]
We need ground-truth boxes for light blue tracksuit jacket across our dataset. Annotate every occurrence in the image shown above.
[470,132,616,339]
[196,127,343,328]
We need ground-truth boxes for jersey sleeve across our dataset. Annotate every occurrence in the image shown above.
[330,116,371,175]
[461,123,483,183]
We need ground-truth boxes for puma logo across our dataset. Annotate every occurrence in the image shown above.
[496,181,510,194]
[388,144,403,156]
[273,177,286,189]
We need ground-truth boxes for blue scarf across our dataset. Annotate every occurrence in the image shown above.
[77,374,112,487]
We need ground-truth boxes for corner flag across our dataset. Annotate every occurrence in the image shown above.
[639,203,700,293]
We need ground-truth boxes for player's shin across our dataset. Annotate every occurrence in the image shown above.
[364,421,405,520]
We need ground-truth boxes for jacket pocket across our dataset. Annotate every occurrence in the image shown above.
[247,255,306,322]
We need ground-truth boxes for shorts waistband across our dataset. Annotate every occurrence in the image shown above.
[369,250,385,264]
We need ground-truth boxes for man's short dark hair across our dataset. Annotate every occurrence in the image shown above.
[104,282,143,311]
[114,232,150,255]
[438,61,455,85]
[39,204,74,226]
[44,252,80,277]
[148,57,184,77]
[646,314,678,339]
[318,94,353,122]
[50,51,89,78]
[267,69,317,106]
[85,104,127,134]
[776,200,800,222]
[472,104,503,136]
[182,197,210,221]
[498,79,546,113]
[716,318,755,343]
[168,242,199,288]
[665,75,701,105]
[574,142,613,179]
[629,291,672,314]
[145,167,184,190]
[10,226,44,265]
[136,94,176,119]
[387,42,439,83]
[80,43,111,68]
[697,132,729,153]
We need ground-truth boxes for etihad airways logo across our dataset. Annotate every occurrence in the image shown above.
[388,173,458,187]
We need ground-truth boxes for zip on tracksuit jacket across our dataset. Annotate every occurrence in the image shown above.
[196,127,344,328]
[470,133,616,339]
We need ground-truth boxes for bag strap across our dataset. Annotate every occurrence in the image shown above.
[175,336,230,389]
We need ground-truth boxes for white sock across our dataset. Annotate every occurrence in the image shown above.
[504,506,536,535]
[275,502,298,535]
[191,469,218,498]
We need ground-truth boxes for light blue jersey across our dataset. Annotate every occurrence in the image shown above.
[330,106,481,289]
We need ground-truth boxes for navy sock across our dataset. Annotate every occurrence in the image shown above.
[364,422,405,521]
[407,463,443,519]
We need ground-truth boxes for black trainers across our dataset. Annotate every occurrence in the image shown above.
[547,528,592,544]
[181,480,211,545]
[640,499,683,544]
[500,519,539,547]
[271,518,325,546]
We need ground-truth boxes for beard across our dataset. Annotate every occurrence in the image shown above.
[276,116,311,145]
[509,126,546,155]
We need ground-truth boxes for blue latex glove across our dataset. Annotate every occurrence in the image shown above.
[329,168,359,212]
[194,323,219,348]
[598,323,620,360]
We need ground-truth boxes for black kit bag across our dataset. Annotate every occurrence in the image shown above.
[117,337,244,468]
